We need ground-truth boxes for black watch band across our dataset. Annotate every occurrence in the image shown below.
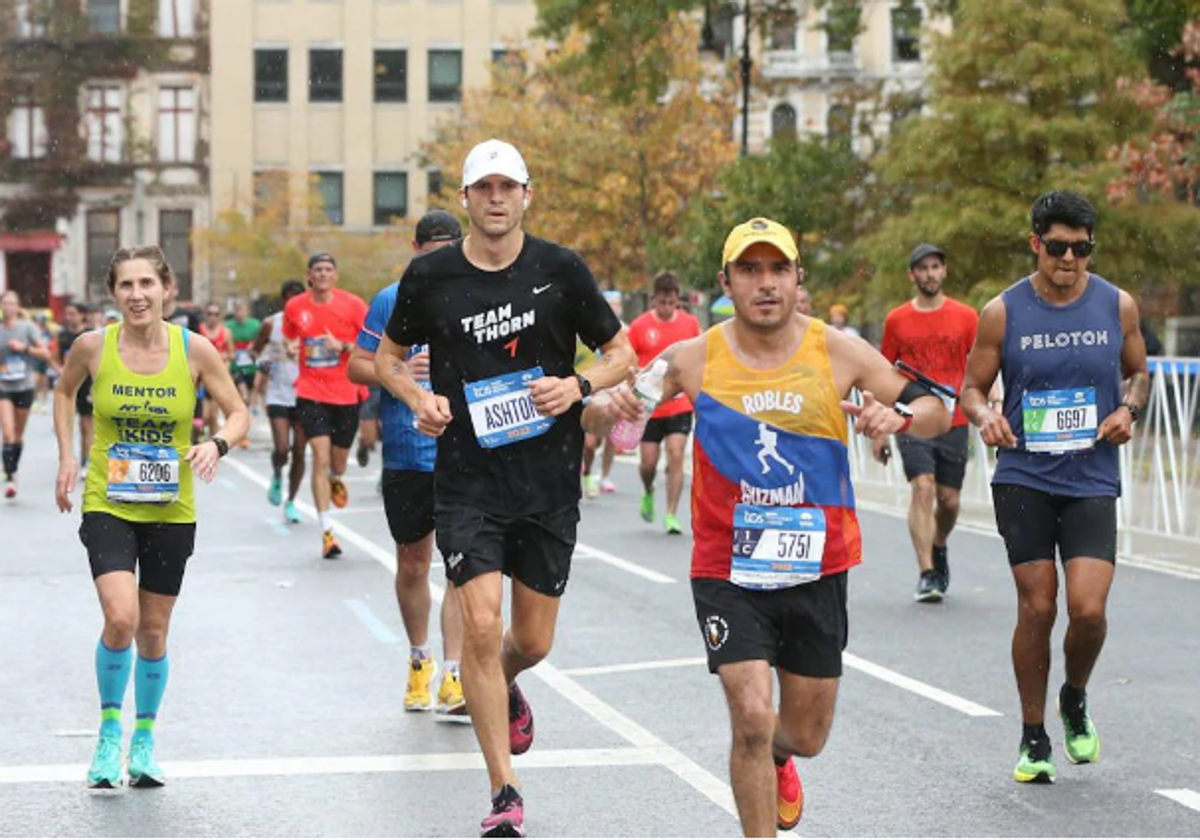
[211,436,230,458]
[574,373,593,400]
[1121,401,1141,422]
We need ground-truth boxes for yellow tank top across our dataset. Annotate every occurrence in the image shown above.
[84,323,197,523]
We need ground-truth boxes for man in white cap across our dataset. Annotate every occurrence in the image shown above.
[374,139,635,837]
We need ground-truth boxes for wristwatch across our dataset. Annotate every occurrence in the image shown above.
[1121,400,1141,422]
[211,436,230,458]
[893,401,915,434]
[574,373,593,401]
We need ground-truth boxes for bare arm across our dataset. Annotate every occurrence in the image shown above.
[348,345,378,387]
[53,332,100,512]
[1096,290,1149,445]
[960,297,1018,448]
[375,334,450,437]
[531,326,638,418]
[580,335,704,437]
[831,330,950,440]
[189,335,250,482]
[251,318,273,356]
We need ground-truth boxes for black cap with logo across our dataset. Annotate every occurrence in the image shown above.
[415,210,463,246]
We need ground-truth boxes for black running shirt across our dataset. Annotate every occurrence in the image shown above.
[385,235,621,516]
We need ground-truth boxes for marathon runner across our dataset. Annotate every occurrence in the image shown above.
[55,301,96,469]
[375,139,635,837]
[350,209,466,717]
[53,245,249,788]
[1,289,50,499]
[960,191,1149,784]
[199,303,233,439]
[585,217,950,836]
[283,252,368,559]
[253,280,307,524]
[226,299,261,411]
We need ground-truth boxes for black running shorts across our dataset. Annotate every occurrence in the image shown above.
[642,412,693,444]
[895,426,969,489]
[0,389,35,410]
[295,398,358,449]
[992,483,1117,566]
[266,403,297,423]
[79,511,196,597]
[692,573,848,679]
[382,469,435,545]
[76,378,94,417]
[435,502,579,597]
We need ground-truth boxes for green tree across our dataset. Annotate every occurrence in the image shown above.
[1124,0,1200,88]
[862,0,1200,311]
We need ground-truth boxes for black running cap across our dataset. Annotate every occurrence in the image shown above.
[307,252,336,269]
[908,243,946,269]
[415,210,462,245]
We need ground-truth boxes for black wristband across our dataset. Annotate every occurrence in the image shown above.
[1121,401,1141,422]
[211,436,229,458]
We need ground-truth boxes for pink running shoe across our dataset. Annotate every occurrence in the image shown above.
[480,784,525,837]
[600,478,617,494]
[508,682,534,756]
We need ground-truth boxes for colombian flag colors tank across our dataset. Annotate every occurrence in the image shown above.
[691,319,861,580]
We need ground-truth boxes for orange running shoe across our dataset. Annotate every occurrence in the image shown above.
[329,475,349,509]
[776,756,803,831]
[322,529,342,559]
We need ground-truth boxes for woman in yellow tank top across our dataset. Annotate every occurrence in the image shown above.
[52,246,249,789]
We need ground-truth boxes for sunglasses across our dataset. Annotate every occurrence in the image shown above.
[206,310,221,316]
[1039,237,1095,259]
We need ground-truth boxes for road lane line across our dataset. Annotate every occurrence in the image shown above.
[0,746,666,785]
[1156,789,1200,813]
[344,598,402,644]
[573,544,675,584]
[224,455,737,820]
[843,653,1003,717]
[561,657,706,677]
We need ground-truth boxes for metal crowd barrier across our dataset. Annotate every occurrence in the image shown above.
[846,358,1200,549]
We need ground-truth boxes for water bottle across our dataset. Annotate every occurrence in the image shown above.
[610,359,668,451]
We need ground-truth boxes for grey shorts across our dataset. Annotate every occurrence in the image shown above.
[896,426,969,490]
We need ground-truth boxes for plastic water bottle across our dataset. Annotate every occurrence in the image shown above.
[610,359,668,451]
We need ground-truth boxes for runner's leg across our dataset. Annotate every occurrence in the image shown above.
[457,571,514,791]
[717,660,777,837]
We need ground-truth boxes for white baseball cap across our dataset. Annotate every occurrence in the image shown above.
[462,139,530,188]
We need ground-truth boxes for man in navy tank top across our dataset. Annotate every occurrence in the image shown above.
[961,191,1149,785]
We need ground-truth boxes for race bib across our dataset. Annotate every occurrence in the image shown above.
[303,337,340,369]
[106,442,180,504]
[1022,387,1097,454]
[0,354,27,382]
[234,348,254,369]
[465,367,553,449]
[730,504,826,591]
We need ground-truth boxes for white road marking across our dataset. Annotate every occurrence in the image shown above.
[843,653,1003,717]
[561,657,706,677]
[573,543,675,584]
[223,455,737,820]
[1156,788,1200,813]
[344,598,402,645]
[0,746,666,785]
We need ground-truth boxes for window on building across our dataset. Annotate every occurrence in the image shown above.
[6,92,47,159]
[15,1,47,37]
[491,49,526,77]
[428,169,443,197]
[253,170,290,222]
[827,104,852,145]
[86,209,120,301]
[314,172,344,225]
[159,210,193,300]
[158,87,197,163]
[309,49,343,103]
[88,0,121,34]
[892,6,922,63]
[374,49,407,103]
[157,0,195,38]
[771,103,797,138]
[255,49,288,103]
[373,172,408,226]
[769,11,798,50]
[428,50,463,103]
[86,86,123,163]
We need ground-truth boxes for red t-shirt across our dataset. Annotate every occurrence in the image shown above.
[880,297,979,427]
[283,288,368,406]
[629,308,702,418]
[200,323,231,357]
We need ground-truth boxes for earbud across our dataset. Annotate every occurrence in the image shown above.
[522,197,530,209]
[461,197,469,209]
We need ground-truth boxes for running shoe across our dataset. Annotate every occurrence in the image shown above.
[933,545,950,593]
[86,730,123,789]
[600,478,617,494]
[267,475,283,507]
[436,671,468,716]
[480,784,525,838]
[1013,739,1056,784]
[776,757,804,831]
[329,476,349,509]
[508,682,534,755]
[4,479,15,499]
[584,474,600,499]
[404,656,436,711]
[639,492,655,523]
[284,501,301,524]
[356,442,370,468]
[127,734,165,788]
[914,569,944,603]
[322,529,342,560]
[664,514,683,535]
[1058,687,1100,765]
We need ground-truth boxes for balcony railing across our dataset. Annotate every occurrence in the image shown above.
[761,49,861,80]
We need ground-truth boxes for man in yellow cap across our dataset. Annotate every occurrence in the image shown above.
[584,217,950,836]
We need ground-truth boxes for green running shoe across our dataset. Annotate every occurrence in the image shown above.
[1013,741,1056,784]
[267,475,283,507]
[640,492,655,523]
[128,734,165,788]
[1059,696,1101,765]
[86,730,123,789]
[664,514,683,535]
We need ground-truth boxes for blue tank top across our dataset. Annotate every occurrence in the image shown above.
[992,274,1122,497]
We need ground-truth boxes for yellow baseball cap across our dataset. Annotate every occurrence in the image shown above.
[722,217,799,266]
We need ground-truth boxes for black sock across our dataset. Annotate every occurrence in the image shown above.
[12,442,22,474]
[1,444,14,479]
[1060,682,1086,711]
[1022,723,1048,745]
[271,451,287,473]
